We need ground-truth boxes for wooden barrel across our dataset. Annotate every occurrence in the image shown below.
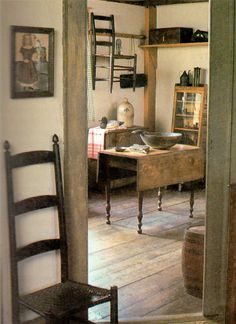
[182,225,205,298]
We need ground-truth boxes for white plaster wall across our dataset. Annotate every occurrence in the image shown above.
[88,0,145,126]
[155,3,209,131]
[1,0,63,322]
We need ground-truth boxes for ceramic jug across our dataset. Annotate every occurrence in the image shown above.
[117,98,134,127]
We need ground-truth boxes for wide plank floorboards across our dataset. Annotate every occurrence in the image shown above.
[88,185,205,322]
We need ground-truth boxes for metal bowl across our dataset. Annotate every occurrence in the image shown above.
[138,132,182,149]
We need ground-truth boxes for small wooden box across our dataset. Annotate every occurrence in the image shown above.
[149,28,193,45]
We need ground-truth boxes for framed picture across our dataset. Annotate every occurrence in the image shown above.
[11,26,54,98]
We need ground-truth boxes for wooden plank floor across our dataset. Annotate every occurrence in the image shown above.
[88,184,205,322]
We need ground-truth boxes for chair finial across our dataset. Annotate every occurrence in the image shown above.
[53,134,59,144]
[4,141,10,151]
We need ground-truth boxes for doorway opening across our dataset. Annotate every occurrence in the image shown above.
[87,1,208,322]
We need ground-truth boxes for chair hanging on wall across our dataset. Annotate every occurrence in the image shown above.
[91,13,137,93]
[4,134,118,324]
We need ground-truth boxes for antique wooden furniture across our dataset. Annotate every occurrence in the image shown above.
[172,85,207,150]
[149,27,193,45]
[88,126,144,188]
[4,134,118,324]
[182,225,205,298]
[98,144,204,233]
[91,13,137,93]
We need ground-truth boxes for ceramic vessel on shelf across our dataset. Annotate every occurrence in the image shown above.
[117,98,134,127]
[132,130,182,149]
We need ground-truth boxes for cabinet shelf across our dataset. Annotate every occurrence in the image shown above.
[140,42,208,49]
[175,114,195,118]
[176,100,201,104]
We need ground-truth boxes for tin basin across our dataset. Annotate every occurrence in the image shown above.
[133,131,182,150]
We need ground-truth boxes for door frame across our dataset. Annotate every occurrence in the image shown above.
[63,0,236,321]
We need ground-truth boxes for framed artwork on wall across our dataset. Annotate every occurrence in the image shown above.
[11,26,54,98]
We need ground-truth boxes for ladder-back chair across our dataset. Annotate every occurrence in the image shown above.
[4,134,118,324]
[91,13,137,93]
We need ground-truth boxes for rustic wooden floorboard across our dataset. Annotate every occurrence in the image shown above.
[88,186,205,322]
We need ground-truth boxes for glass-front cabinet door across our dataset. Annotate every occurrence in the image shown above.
[172,86,207,147]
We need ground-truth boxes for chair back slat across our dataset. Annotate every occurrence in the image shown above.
[93,14,113,21]
[14,195,58,216]
[10,151,55,168]
[17,239,61,262]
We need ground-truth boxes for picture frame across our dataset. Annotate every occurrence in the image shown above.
[11,26,54,98]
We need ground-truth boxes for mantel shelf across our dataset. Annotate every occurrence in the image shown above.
[140,42,208,49]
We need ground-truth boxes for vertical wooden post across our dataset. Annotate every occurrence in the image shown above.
[144,7,157,131]
[63,0,88,283]
[204,0,235,318]
[226,184,236,323]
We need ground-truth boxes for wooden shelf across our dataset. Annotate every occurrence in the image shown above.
[174,127,199,132]
[176,114,195,117]
[176,100,201,103]
[88,30,145,40]
[140,42,208,49]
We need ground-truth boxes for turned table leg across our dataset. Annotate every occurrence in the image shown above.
[137,191,144,234]
[105,181,111,224]
[158,187,162,211]
[190,182,194,218]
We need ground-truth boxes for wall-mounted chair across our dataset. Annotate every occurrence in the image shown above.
[4,134,118,324]
[91,13,137,93]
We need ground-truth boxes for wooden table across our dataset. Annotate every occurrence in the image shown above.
[97,144,204,234]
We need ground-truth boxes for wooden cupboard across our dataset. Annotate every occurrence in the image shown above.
[172,85,207,150]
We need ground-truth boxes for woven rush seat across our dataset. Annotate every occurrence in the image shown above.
[20,280,113,319]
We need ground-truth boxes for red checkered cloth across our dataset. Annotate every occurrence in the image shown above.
[88,127,107,159]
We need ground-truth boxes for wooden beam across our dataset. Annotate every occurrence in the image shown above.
[101,0,208,6]
[63,0,88,283]
[155,0,208,5]
[226,184,236,323]
[140,42,208,48]
[101,0,145,6]
[204,0,235,317]
[143,6,157,131]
